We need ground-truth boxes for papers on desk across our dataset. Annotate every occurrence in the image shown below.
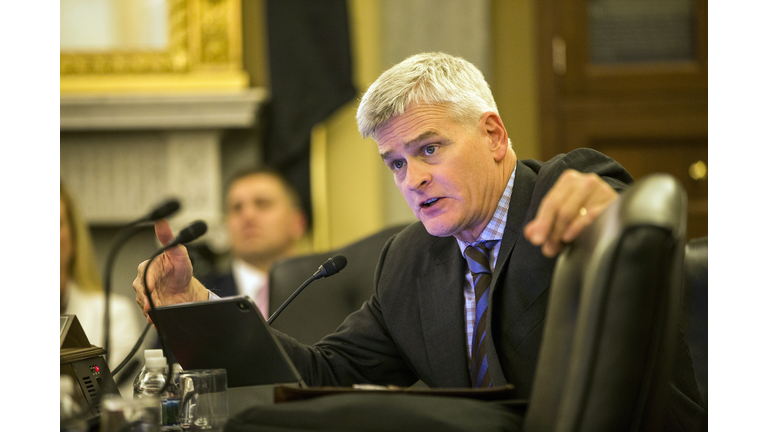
[273,384,517,403]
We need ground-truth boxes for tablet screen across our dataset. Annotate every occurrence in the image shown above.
[149,296,305,388]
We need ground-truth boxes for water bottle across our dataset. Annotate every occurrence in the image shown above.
[60,375,87,432]
[133,348,165,398]
[135,356,181,431]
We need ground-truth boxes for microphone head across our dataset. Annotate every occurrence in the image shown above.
[175,220,208,245]
[317,254,347,278]
[148,199,181,221]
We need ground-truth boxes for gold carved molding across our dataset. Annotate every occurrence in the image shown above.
[60,0,248,94]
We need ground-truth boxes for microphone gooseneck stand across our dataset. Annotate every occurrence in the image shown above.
[110,322,152,376]
[102,199,180,367]
[267,254,348,325]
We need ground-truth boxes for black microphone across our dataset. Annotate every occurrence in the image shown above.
[267,255,347,325]
[159,220,208,250]
[313,255,348,279]
[102,198,181,368]
[146,199,181,222]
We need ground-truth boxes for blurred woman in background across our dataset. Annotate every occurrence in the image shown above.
[60,181,142,397]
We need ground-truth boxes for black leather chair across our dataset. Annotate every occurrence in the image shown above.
[683,236,708,406]
[523,173,689,431]
[268,224,411,345]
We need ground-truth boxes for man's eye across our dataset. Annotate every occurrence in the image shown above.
[424,145,437,155]
[392,160,404,170]
[256,199,274,210]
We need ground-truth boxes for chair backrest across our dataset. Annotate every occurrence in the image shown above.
[523,174,687,432]
[268,224,411,344]
[683,236,707,406]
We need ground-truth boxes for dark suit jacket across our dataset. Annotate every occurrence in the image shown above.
[274,149,705,430]
[202,272,239,298]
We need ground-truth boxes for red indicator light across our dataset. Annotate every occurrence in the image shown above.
[94,366,100,373]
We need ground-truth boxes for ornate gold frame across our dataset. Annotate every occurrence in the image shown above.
[60,0,248,94]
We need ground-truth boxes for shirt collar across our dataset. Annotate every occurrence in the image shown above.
[232,257,268,297]
[457,164,516,254]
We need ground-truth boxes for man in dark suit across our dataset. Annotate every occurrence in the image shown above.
[134,53,704,430]
[201,168,307,319]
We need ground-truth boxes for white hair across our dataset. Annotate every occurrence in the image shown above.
[356,52,499,141]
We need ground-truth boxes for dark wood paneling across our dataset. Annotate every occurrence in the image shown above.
[536,0,708,239]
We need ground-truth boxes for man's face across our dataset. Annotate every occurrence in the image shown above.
[377,104,505,242]
[225,174,304,263]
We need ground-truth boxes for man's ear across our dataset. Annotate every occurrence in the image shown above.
[292,210,308,240]
[481,112,509,162]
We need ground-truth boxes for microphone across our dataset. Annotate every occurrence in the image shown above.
[313,255,348,279]
[146,200,181,222]
[158,220,208,250]
[267,255,347,325]
[102,198,181,367]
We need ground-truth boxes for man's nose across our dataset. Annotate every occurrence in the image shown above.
[239,204,260,220]
[405,162,431,191]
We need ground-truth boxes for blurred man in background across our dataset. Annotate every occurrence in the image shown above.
[201,168,307,319]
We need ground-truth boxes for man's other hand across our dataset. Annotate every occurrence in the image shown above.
[132,219,209,322]
[524,169,618,257]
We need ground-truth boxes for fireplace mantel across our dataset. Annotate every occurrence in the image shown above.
[60,89,267,131]
[60,89,268,247]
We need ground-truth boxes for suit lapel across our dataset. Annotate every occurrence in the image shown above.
[417,237,472,387]
[496,162,538,267]
[484,162,538,386]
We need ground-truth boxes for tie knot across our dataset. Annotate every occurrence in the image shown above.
[465,241,497,275]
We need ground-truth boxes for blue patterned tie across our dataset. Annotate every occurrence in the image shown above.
[466,241,497,388]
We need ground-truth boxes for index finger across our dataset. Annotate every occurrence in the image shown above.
[524,169,581,245]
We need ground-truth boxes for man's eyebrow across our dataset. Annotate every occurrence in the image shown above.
[379,130,441,161]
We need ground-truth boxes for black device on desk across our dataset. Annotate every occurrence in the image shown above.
[148,296,306,388]
[60,315,119,420]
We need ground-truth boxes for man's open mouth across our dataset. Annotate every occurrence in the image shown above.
[421,198,440,208]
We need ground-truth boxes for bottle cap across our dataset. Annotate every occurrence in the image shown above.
[144,349,164,359]
[146,356,167,369]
